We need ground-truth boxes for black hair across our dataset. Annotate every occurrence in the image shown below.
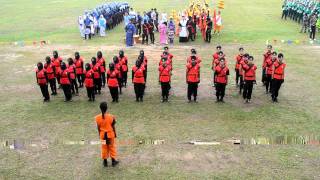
[100,102,108,119]
[239,47,244,51]
[216,45,222,49]
[278,53,284,58]
[45,56,51,63]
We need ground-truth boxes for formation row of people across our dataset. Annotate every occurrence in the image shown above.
[36,46,286,104]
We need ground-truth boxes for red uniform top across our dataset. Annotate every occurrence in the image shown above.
[215,65,229,84]
[161,55,173,66]
[84,69,94,88]
[60,70,70,85]
[159,59,172,69]
[114,62,122,78]
[186,63,200,83]
[74,57,84,75]
[141,56,148,68]
[67,64,76,80]
[36,69,47,85]
[263,52,272,68]
[51,57,62,75]
[187,56,201,64]
[235,54,243,70]
[213,53,220,60]
[119,56,128,72]
[44,63,55,80]
[91,63,101,79]
[97,57,106,73]
[273,62,286,80]
[107,70,120,87]
[242,63,257,81]
[265,58,275,75]
[159,65,172,83]
[132,66,145,84]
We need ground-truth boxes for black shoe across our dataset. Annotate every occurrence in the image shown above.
[103,159,108,167]
[112,159,119,167]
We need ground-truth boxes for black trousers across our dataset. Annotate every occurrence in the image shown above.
[215,83,226,100]
[118,78,122,94]
[150,33,155,44]
[39,84,50,101]
[206,29,212,42]
[94,78,102,93]
[136,24,141,35]
[187,82,198,101]
[161,82,171,99]
[243,80,254,100]
[282,10,288,20]
[235,69,240,85]
[262,68,266,83]
[122,71,128,87]
[239,75,244,93]
[61,84,72,101]
[70,79,78,94]
[310,26,316,40]
[101,73,106,87]
[134,83,145,101]
[265,74,272,93]
[271,79,284,100]
[142,33,148,44]
[48,78,57,94]
[77,74,84,87]
[86,87,95,100]
[109,86,119,102]
[188,28,194,41]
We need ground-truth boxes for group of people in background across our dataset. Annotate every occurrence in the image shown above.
[36,45,286,104]
[78,2,130,40]
[281,0,320,40]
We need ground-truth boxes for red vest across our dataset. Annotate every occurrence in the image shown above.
[91,63,101,79]
[84,70,94,88]
[75,58,84,75]
[187,56,201,64]
[107,70,119,87]
[132,66,145,84]
[159,66,171,83]
[215,66,229,84]
[97,57,106,73]
[213,53,219,60]
[273,62,286,80]
[67,65,76,80]
[243,64,257,81]
[265,58,274,75]
[263,52,272,68]
[235,55,243,70]
[51,57,62,75]
[36,69,47,85]
[186,63,200,83]
[44,63,55,80]
[114,63,122,78]
[119,56,128,72]
[60,70,70,85]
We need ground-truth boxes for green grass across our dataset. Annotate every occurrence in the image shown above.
[1,0,320,179]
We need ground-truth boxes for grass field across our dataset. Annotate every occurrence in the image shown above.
[1,0,320,179]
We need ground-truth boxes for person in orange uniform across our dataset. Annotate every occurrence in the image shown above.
[60,62,72,102]
[161,51,172,68]
[138,50,148,83]
[84,63,95,101]
[113,56,123,94]
[91,57,102,95]
[67,58,79,95]
[262,45,273,85]
[214,58,229,102]
[159,62,172,102]
[212,51,226,86]
[271,53,286,103]
[97,51,106,88]
[186,57,200,103]
[107,63,120,103]
[242,56,257,103]
[44,56,57,95]
[187,49,201,64]
[265,51,277,94]
[164,46,173,61]
[51,51,63,88]
[36,62,50,102]
[132,60,146,102]
[74,52,85,88]
[235,47,244,86]
[95,102,119,167]
[238,53,249,94]
[118,50,128,88]
[213,45,222,61]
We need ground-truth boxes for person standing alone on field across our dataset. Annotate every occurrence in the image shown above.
[95,102,119,167]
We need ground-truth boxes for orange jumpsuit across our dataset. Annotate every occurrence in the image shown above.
[95,113,117,159]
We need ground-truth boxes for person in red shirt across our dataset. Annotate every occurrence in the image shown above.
[161,51,173,68]
[235,47,244,86]
[51,51,63,88]
[138,50,148,83]
[271,53,286,103]
[214,58,229,102]
[262,45,273,85]
[67,58,78,95]
[212,51,225,86]
[36,62,50,102]
[187,49,201,64]
[242,56,257,103]
[118,50,128,87]
[186,57,200,103]
[113,56,123,94]
[164,46,173,61]
[84,63,95,101]
[60,62,72,102]
[132,60,146,102]
[91,57,102,95]
[74,52,85,88]
[159,62,172,102]
[107,63,120,103]
[239,54,249,94]
[212,45,222,61]
[44,56,57,95]
[265,52,277,94]
[97,51,106,88]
